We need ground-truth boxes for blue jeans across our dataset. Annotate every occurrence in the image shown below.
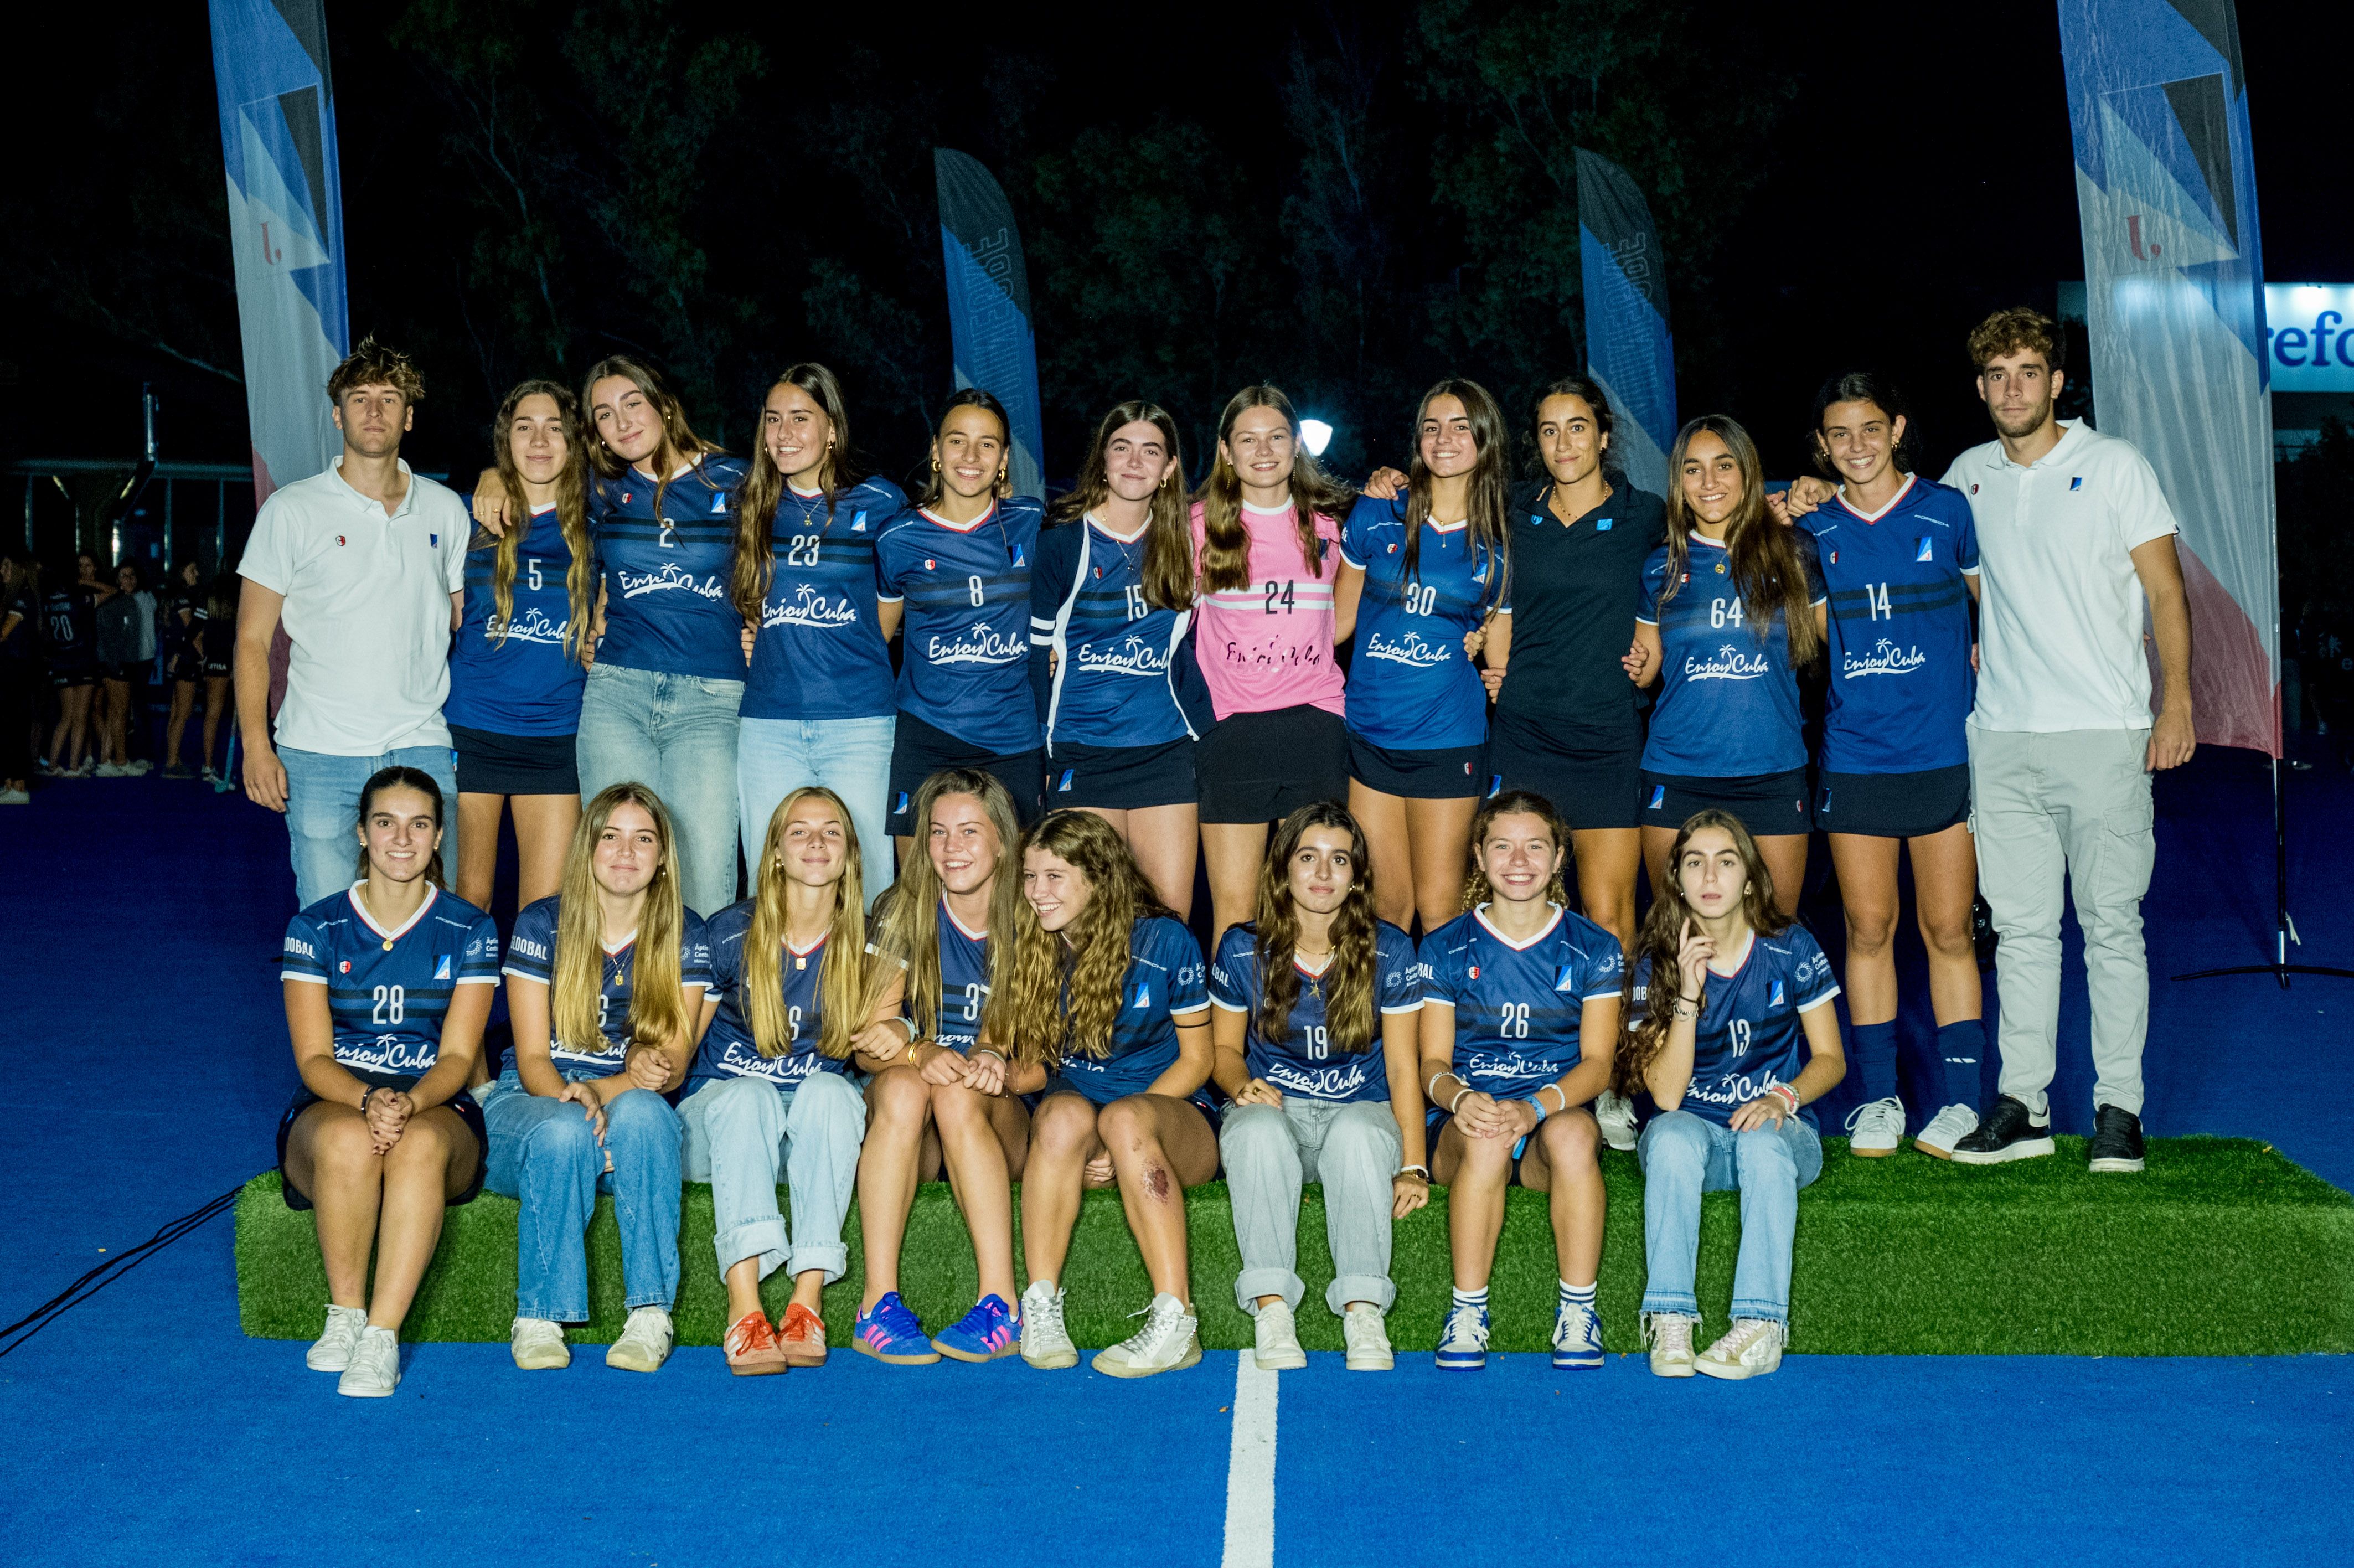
[1636,1108,1823,1325]
[737,715,898,904]
[677,1072,864,1283]
[575,663,744,920]
[481,1071,684,1323]
[280,743,460,910]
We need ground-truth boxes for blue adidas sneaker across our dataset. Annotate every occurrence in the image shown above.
[1435,1302,1490,1370]
[1552,1301,1604,1370]
[851,1292,940,1365]
[931,1294,1021,1363]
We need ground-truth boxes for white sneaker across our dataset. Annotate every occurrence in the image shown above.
[1252,1299,1307,1371]
[0,788,25,806]
[1019,1280,1078,1370]
[337,1325,402,1397]
[1592,1089,1639,1152]
[1646,1313,1698,1378]
[306,1303,368,1371]
[125,759,152,775]
[1915,1102,1980,1160]
[1551,1300,1604,1369]
[1845,1095,1905,1157]
[1694,1317,1785,1380]
[605,1306,673,1372]
[510,1316,569,1371]
[96,762,128,777]
[1341,1303,1393,1371]
[1090,1292,1201,1379]
[1434,1302,1490,1370]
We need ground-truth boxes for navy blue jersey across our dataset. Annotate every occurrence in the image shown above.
[1209,921,1421,1103]
[444,507,589,737]
[742,477,907,722]
[499,895,715,1077]
[1031,516,1194,751]
[876,496,1044,754]
[590,454,750,683]
[42,586,97,672]
[1799,476,1979,773]
[0,589,36,664]
[1419,905,1624,1100]
[1049,915,1209,1105]
[1340,495,1501,750]
[927,905,994,1055]
[1638,532,1826,778]
[1630,925,1839,1128]
[282,886,502,1076]
[690,899,856,1090]
[161,591,200,659]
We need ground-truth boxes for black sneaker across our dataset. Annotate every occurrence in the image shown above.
[2087,1105,2146,1173]
[1950,1094,2054,1164]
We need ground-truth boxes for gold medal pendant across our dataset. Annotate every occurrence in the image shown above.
[382,939,395,952]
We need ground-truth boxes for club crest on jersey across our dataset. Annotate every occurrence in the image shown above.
[923,558,937,571]
[1916,537,1934,563]
[1597,518,1613,532]
[1131,982,1152,1010]
[1011,545,1026,567]
[435,953,453,981]
[851,512,868,532]
[1769,979,1786,1008]
[338,960,351,974]
[336,535,345,546]
[1970,483,1980,494]
[1553,962,1581,992]
[1057,768,1075,792]
[1649,785,1667,810]
[429,533,439,548]
[1467,964,1480,979]
[1829,549,1839,564]
[711,493,730,514]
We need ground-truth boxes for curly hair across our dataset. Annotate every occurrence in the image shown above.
[327,336,425,405]
[1253,802,1378,1055]
[1459,790,1569,912]
[1965,306,2064,373]
[984,810,1172,1068]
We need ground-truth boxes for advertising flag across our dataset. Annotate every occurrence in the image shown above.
[934,150,1045,497]
[1576,148,1677,498]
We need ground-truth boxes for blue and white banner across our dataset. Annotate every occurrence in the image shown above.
[934,150,1045,497]
[208,0,349,506]
[2058,0,2277,754]
[1576,148,1677,499]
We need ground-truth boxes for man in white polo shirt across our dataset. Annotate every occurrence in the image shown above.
[235,337,472,909]
[1935,308,2195,1175]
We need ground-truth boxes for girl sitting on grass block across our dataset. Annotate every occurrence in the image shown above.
[1419,790,1625,1373]
[852,768,1033,1365]
[277,767,500,1398]
[987,810,1216,1379]
[481,783,712,1375]
[1211,802,1427,1373]
[680,787,907,1376]
[1622,810,1846,1381]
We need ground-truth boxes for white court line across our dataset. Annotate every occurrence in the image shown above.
[1221,1351,1278,1568]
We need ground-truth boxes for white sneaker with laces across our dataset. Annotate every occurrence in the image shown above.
[1551,1301,1605,1369]
[96,762,128,777]
[1592,1090,1639,1152]
[1019,1280,1078,1370]
[606,1306,673,1372]
[0,788,25,805]
[1341,1303,1393,1371]
[306,1303,368,1371]
[1646,1313,1698,1378]
[510,1316,570,1371]
[1091,1292,1201,1378]
[337,1325,402,1397]
[125,759,152,775]
[1251,1299,1307,1370]
[1845,1095,1906,1157]
[1694,1317,1785,1380]
[1914,1102,1980,1160]
[1434,1302,1490,1370]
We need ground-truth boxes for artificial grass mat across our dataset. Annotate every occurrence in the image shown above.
[236,1136,2354,1355]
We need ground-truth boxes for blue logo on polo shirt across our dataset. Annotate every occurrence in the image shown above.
[2070,477,2084,491]
[1597,518,1613,532]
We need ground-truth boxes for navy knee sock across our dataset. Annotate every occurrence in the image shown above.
[1938,1018,1986,1110]
[1853,1020,1899,1103]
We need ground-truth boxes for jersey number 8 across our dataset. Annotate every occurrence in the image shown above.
[969,574,987,607]
[371,984,406,1025]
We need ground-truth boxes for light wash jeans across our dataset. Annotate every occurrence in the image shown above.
[678,1071,864,1282]
[1222,1099,1403,1316]
[575,663,745,920]
[1637,1108,1823,1325]
[737,715,897,904]
[280,742,460,910]
[480,1069,683,1323]
[1968,725,2155,1118]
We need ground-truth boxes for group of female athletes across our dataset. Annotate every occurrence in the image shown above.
[277,358,1989,1395]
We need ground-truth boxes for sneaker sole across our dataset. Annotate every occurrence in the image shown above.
[2088,1156,2146,1173]
[1913,1140,1958,1160]
[1551,1349,1605,1369]
[1650,1357,1697,1378]
[726,1356,790,1377]
[305,1350,355,1372]
[1598,1129,1637,1153]
[512,1349,570,1371]
[1950,1134,2055,1165]
[1344,1350,1395,1371]
[337,1380,400,1397]
[1692,1356,1779,1381]
[779,1344,829,1366]
[1021,1347,1080,1370]
[933,1338,1020,1364]
[1434,1352,1488,1370]
[1253,1348,1308,1371]
[852,1338,941,1366]
[604,1345,669,1373]
[1090,1342,1202,1379]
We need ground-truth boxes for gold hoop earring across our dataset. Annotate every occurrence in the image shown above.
[930,456,940,472]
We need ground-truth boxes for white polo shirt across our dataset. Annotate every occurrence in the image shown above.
[238,457,471,756]
[1940,420,2178,733]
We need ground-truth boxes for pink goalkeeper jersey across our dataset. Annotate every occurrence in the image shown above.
[1189,499,1346,721]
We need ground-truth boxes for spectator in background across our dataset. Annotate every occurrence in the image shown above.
[42,552,109,777]
[199,574,238,784]
[161,560,205,777]
[0,551,35,803]
[94,563,153,776]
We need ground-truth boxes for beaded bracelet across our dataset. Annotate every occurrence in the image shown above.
[1767,1082,1801,1115]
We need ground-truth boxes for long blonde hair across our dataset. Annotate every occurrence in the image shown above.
[551,783,692,1057]
[985,810,1171,1067]
[486,379,594,663]
[870,768,1024,1043]
[1614,810,1788,1097]
[741,786,876,1059]
[1195,385,1353,595]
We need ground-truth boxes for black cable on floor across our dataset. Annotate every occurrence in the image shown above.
[0,1186,241,1358]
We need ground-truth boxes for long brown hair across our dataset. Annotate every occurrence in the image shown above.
[577,354,724,529]
[1402,377,1511,608]
[1613,809,1788,1097]
[1458,789,1570,912]
[732,363,860,621]
[740,786,878,1060]
[352,766,447,889]
[551,783,692,1059]
[870,768,1025,1043]
[1253,802,1378,1055]
[1658,415,1822,666]
[484,379,594,663]
[1047,400,1194,611]
[985,810,1173,1067]
[1195,385,1354,594]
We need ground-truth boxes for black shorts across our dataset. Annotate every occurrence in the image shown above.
[1640,767,1811,836]
[1195,705,1348,824]
[451,724,579,796]
[888,710,1042,833]
[1815,764,1969,838]
[97,661,140,683]
[275,1071,489,1211]
[1044,736,1196,809]
[165,650,203,684]
[202,656,231,679]
[1486,710,1643,831]
[50,666,97,690]
[1347,733,1486,800]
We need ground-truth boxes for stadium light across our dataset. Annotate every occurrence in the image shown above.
[1298,419,1334,457]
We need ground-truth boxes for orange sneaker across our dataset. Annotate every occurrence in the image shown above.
[777,1302,829,1366]
[725,1310,789,1377]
